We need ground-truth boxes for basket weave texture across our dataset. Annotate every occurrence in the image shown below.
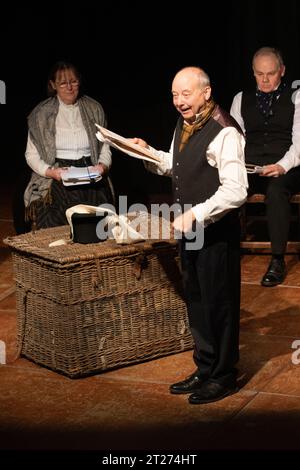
[4,225,192,378]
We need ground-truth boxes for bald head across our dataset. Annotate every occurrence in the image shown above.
[172,66,212,123]
[172,67,210,90]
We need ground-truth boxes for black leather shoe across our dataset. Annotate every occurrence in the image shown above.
[261,258,286,287]
[188,381,239,404]
[170,372,206,395]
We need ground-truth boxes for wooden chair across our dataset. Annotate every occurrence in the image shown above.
[240,193,300,252]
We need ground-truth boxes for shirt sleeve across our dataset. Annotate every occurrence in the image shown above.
[191,127,248,226]
[230,92,245,133]
[98,142,112,169]
[276,89,300,172]
[143,134,175,177]
[25,133,50,177]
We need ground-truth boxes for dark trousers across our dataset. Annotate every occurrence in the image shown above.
[180,213,241,386]
[248,167,300,255]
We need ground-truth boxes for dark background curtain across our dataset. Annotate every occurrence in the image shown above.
[1,0,300,214]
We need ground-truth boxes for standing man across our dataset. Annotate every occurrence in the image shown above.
[231,47,300,287]
[131,66,247,404]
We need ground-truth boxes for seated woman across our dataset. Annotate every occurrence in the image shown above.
[24,60,114,230]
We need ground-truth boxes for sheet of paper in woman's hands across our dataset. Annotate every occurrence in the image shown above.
[95,124,161,164]
[62,166,102,186]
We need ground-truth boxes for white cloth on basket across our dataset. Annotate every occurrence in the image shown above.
[49,204,144,247]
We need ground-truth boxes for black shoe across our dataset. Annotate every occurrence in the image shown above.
[188,381,239,404]
[170,371,206,395]
[261,258,286,287]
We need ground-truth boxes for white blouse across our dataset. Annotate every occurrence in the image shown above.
[25,97,111,176]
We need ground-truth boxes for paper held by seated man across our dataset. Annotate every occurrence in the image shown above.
[95,124,161,164]
[245,163,264,174]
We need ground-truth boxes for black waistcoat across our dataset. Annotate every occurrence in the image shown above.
[241,86,294,165]
[172,108,241,243]
[172,106,241,210]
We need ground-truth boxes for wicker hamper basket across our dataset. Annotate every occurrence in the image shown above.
[4,225,193,378]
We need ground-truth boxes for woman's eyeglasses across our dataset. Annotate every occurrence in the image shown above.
[57,79,79,89]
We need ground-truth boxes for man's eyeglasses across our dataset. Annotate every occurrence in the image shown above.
[57,79,79,89]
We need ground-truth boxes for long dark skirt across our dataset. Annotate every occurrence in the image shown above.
[34,177,114,229]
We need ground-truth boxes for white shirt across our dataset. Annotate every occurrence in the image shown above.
[145,126,248,226]
[25,97,112,176]
[230,90,300,173]
[55,99,91,160]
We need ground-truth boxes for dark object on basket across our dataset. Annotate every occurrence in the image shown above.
[71,212,107,244]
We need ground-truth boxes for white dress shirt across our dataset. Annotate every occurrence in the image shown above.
[25,97,111,176]
[230,89,300,173]
[145,126,248,226]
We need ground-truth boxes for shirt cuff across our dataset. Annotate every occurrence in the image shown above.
[276,158,291,173]
[41,163,52,177]
[191,205,205,224]
[192,203,217,227]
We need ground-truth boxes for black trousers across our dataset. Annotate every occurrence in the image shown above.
[248,167,300,255]
[180,212,241,386]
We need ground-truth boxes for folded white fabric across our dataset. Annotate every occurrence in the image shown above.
[49,204,145,247]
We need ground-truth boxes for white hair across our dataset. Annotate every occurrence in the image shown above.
[252,47,284,68]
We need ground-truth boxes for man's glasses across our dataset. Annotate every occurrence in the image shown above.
[57,79,79,89]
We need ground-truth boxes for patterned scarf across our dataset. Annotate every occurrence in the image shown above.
[179,99,216,151]
[256,82,286,118]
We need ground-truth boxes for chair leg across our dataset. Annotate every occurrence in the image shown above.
[297,203,300,259]
[240,204,247,240]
